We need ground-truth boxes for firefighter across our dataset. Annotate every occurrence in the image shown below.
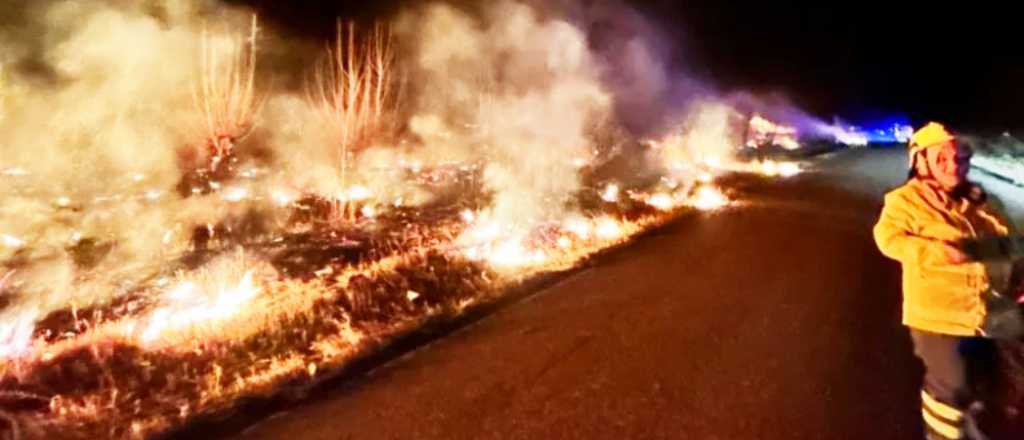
[874,122,1021,439]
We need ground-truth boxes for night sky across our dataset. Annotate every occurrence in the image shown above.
[637,1,1024,131]
[238,0,1024,131]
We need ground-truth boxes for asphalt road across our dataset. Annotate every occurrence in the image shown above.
[185,149,954,440]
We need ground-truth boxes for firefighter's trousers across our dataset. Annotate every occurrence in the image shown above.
[911,329,996,440]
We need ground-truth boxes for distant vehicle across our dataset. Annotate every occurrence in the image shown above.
[829,116,913,146]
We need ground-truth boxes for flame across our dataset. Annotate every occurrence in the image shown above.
[0,312,35,360]
[221,186,250,202]
[645,192,676,211]
[458,213,645,272]
[755,160,801,178]
[600,184,621,203]
[141,268,262,346]
[345,185,373,201]
[563,217,593,240]
[486,240,546,268]
[465,220,502,243]
[595,217,624,240]
[776,161,801,177]
[557,236,571,248]
[689,185,729,211]
[701,154,724,169]
[1,233,25,248]
[271,188,297,207]
[458,217,543,270]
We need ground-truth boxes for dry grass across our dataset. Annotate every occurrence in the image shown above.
[193,15,263,166]
[308,21,397,154]
[307,21,398,221]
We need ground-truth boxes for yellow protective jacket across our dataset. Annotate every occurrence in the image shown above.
[874,178,1016,336]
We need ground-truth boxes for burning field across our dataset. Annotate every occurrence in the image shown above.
[0,1,833,438]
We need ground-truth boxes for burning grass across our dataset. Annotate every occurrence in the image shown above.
[8,248,490,439]
[0,174,721,439]
[0,91,770,438]
[0,4,801,438]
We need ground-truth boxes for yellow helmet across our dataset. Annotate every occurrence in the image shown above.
[909,122,955,157]
[907,122,956,174]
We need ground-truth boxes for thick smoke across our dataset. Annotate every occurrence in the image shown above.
[0,0,835,337]
[554,0,708,137]
[395,1,612,230]
[0,0,258,323]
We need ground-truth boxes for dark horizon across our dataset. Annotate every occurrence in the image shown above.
[239,0,1024,132]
